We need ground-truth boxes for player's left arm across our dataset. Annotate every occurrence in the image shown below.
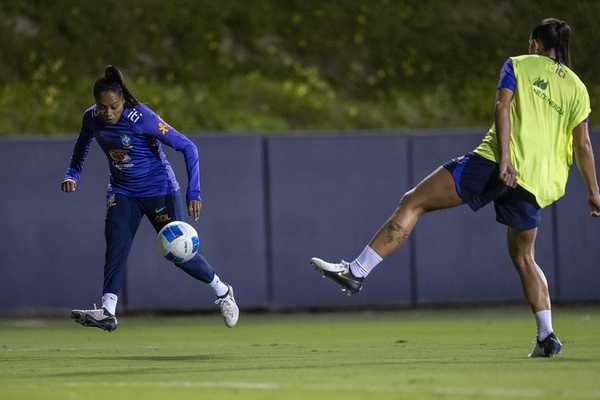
[143,110,202,221]
[573,120,600,217]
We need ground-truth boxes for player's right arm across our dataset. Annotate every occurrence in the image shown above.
[495,58,517,188]
[573,120,600,217]
[496,88,516,188]
[61,112,94,193]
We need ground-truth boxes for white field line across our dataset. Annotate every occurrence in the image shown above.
[306,383,543,397]
[7,320,50,328]
[59,381,600,398]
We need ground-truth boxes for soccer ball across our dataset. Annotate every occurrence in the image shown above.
[157,221,200,264]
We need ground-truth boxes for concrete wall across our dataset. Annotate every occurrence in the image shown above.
[0,132,598,314]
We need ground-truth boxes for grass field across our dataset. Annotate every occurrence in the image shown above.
[1,307,599,400]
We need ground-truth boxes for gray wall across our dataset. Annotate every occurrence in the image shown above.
[267,136,412,307]
[0,132,598,314]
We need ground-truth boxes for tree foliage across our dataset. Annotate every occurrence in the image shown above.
[1,0,598,134]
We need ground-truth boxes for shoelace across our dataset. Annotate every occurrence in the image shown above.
[76,304,106,319]
[215,296,236,316]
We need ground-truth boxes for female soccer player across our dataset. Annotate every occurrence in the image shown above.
[311,18,600,357]
[62,66,239,331]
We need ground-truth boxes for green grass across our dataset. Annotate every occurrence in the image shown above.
[1,308,599,400]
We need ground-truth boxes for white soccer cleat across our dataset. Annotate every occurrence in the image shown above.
[310,257,350,273]
[215,284,239,328]
[310,257,364,295]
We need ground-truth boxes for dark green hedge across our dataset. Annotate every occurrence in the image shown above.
[1,0,598,134]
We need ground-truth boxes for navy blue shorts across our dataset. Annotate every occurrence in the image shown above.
[443,152,541,230]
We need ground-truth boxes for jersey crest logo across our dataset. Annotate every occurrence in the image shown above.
[158,121,170,135]
[109,150,134,170]
[533,78,549,90]
[121,135,133,150]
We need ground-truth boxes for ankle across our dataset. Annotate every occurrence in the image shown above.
[349,245,383,278]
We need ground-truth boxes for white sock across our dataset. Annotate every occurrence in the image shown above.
[209,274,229,297]
[101,293,118,316]
[535,310,553,341]
[349,245,383,278]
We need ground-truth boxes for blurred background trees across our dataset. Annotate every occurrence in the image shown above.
[1,0,598,134]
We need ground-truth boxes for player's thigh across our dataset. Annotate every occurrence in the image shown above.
[105,194,143,242]
[143,191,187,232]
[405,166,463,212]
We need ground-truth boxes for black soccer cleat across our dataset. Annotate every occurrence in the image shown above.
[528,332,563,358]
[71,305,118,332]
[310,257,364,295]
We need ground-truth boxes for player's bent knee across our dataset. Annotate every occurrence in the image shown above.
[398,189,425,215]
[399,190,416,208]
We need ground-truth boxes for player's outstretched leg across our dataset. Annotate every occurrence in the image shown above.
[311,167,463,294]
[507,227,562,357]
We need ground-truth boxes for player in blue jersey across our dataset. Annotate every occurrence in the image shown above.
[61,66,239,331]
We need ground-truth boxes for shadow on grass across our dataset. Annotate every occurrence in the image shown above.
[45,368,167,378]
[42,354,216,378]
[40,355,600,379]
[86,354,217,362]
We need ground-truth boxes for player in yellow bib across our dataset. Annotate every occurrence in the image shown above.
[311,18,600,357]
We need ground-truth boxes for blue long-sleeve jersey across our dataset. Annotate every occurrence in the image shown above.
[65,103,201,201]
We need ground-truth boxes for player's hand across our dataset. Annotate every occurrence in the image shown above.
[499,159,517,188]
[61,179,77,193]
[588,193,600,217]
[188,200,202,222]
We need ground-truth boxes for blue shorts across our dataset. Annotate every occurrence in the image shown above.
[443,152,541,230]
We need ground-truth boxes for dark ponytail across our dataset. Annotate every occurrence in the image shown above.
[557,21,571,67]
[93,65,139,107]
[531,18,572,67]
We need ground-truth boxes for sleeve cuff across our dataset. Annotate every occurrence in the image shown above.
[186,191,202,202]
[64,171,80,182]
[497,59,516,91]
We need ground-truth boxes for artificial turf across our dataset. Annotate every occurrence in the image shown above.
[1,307,599,400]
